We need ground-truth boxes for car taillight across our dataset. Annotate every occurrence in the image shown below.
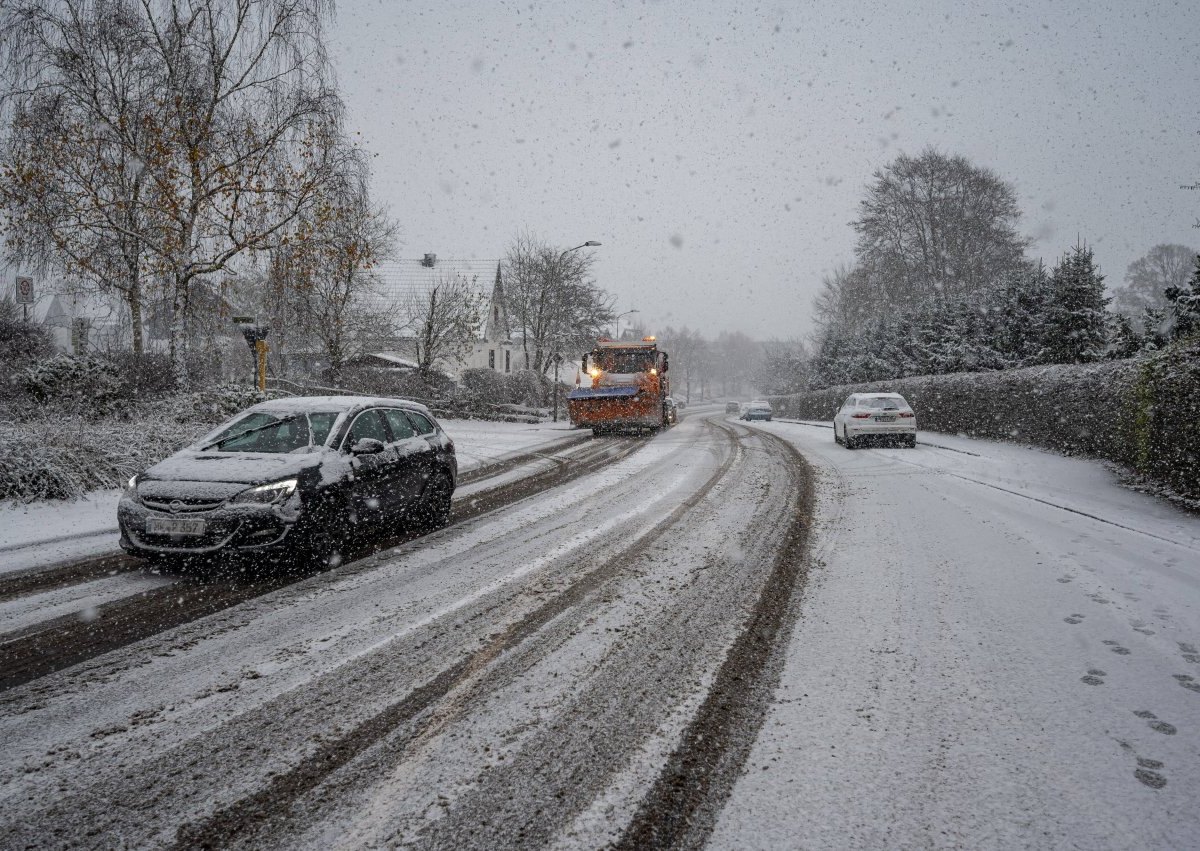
[851,412,871,419]
[899,412,914,418]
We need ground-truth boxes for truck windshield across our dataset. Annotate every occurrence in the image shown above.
[594,350,655,373]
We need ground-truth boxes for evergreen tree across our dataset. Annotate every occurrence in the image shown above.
[1140,307,1168,350]
[1042,244,1110,363]
[1164,254,1200,340]
[984,263,1054,367]
[1106,313,1142,359]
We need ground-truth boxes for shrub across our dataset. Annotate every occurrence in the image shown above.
[15,354,126,416]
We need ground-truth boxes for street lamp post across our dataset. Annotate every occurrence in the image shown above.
[614,309,639,341]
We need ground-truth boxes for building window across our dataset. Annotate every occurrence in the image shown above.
[505,350,511,373]
[489,349,495,369]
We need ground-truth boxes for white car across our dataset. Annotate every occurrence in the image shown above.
[834,392,916,448]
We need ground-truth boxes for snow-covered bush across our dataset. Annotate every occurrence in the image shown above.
[0,412,205,502]
[458,368,508,405]
[0,384,284,502]
[15,354,126,416]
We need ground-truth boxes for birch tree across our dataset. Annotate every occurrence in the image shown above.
[1,0,347,386]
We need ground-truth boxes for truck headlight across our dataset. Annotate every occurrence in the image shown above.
[232,478,298,505]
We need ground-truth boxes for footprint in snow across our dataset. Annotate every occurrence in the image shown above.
[1132,711,1177,735]
[1135,761,1168,789]
[1081,669,1106,686]
[1064,614,1085,625]
[1173,674,1200,693]
[1178,643,1199,664]
[1103,640,1131,656]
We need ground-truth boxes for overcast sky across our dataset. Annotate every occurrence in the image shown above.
[329,0,1199,341]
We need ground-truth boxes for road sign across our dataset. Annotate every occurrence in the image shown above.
[232,315,255,324]
[15,276,34,304]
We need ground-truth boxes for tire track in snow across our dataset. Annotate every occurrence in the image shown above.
[169,421,740,850]
[0,436,643,693]
[612,424,816,851]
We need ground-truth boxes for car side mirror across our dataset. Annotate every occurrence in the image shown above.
[350,437,385,455]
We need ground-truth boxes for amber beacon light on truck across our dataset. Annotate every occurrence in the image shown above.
[568,337,672,435]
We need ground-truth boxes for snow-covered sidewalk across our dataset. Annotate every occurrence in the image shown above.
[0,418,579,575]
[712,420,1200,849]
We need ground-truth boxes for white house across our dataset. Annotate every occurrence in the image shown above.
[371,255,516,378]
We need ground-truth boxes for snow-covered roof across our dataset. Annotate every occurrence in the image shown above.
[372,258,506,340]
[362,352,419,369]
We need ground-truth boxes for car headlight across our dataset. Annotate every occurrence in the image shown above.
[232,478,298,505]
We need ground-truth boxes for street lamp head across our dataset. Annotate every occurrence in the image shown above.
[583,241,601,247]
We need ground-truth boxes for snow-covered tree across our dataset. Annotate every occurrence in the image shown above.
[1042,243,1110,363]
[1164,253,1200,340]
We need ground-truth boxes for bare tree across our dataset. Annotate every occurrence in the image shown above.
[503,232,614,376]
[1,0,348,386]
[285,159,399,383]
[0,0,159,352]
[658,325,707,404]
[853,147,1030,307]
[404,272,487,381]
[1113,243,1197,317]
[755,338,810,396]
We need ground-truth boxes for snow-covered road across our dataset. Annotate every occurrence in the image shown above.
[0,413,811,849]
[1,410,1197,849]
[713,419,1200,849]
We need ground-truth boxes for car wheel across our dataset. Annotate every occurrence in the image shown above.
[906,434,917,448]
[290,523,340,571]
[834,426,843,446]
[412,472,453,533]
[844,427,856,449]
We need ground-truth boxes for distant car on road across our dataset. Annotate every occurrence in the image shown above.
[118,396,457,568]
[725,401,741,414]
[740,400,773,421]
[834,392,916,448]
[664,396,679,425]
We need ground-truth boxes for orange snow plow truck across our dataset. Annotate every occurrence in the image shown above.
[568,337,671,435]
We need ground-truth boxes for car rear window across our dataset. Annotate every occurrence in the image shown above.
[863,397,904,410]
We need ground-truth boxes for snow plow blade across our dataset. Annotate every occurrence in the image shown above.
[568,387,660,431]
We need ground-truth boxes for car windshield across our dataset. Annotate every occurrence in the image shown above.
[862,397,904,410]
[594,350,655,373]
[203,411,340,453]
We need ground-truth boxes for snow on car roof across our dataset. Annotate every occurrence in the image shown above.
[250,395,433,415]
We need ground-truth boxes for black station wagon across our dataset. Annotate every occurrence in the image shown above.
[118,396,457,567]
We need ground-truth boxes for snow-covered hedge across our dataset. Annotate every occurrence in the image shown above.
[770,338,1200,500]
[0,384,283,502]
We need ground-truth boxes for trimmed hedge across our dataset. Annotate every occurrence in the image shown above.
[769,337,1200,500]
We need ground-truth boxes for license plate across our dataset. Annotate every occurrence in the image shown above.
[875,415,896,422]
[147,517,206,536]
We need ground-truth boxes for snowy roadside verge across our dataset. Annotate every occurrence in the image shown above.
[0,419,580,575]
